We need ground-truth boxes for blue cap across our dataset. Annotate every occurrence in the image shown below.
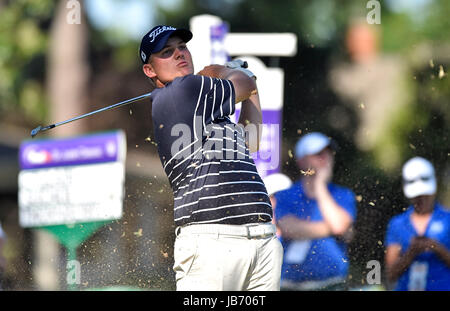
[295,132,335,159]
[139,25,193,64]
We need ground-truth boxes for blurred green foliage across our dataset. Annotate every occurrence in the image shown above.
[382,0,450,52]
[0,0,56,123]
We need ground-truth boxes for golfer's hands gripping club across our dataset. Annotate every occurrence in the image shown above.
[225,59,257,80]
[226,59,257,96]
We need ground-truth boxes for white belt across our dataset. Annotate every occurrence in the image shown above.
[176,223,276,239]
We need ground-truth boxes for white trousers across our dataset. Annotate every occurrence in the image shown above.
[173,223,283,291]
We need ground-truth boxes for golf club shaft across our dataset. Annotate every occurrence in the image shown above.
[32,62,248,137]
[33,92,152,136]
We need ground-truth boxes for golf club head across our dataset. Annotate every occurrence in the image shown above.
[30,125,42,138]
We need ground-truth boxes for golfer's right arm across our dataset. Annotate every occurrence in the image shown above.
[197,65,257,103]
[197,65,261,151]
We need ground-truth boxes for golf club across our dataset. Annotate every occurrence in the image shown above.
[30,92,152,138]
[30,61,250,138]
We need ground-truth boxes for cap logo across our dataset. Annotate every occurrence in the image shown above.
[148,26,176,43]
[141,51,147,62]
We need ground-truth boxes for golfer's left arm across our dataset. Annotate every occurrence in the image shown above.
[197,65,262,152]
[238,91,262,153]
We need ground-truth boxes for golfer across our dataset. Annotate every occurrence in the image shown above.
[139,25,282,291]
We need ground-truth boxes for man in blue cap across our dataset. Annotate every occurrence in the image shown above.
[274,132,357,290]
[139,25,282,291]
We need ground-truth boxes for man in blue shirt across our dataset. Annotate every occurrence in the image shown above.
[385,157,450,290]
[275,132,357,290]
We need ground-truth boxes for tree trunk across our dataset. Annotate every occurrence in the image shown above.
[47,0,89,137]
[33,0,89,290]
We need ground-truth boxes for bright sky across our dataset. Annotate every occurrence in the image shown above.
[84,0,434,41]
[385,0,434,24]
[385,0,432,13]
[84,0,181,40]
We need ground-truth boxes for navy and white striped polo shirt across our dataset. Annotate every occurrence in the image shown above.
[151,74,273,227]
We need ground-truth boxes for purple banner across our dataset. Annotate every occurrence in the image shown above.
[19,130,126,170]
[233,109,282,178]
[210,22,229,65]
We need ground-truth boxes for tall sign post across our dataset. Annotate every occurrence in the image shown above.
[18,130,126,290]
[189,15,297,178]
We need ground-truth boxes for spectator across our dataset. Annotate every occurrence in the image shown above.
[274,132,357,290]
[384,157,450,291]
[263,173,293,237]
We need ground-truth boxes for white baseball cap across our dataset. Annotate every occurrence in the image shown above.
[402,157,437,199]
[295,132,333,159]
[263,173,293,196]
